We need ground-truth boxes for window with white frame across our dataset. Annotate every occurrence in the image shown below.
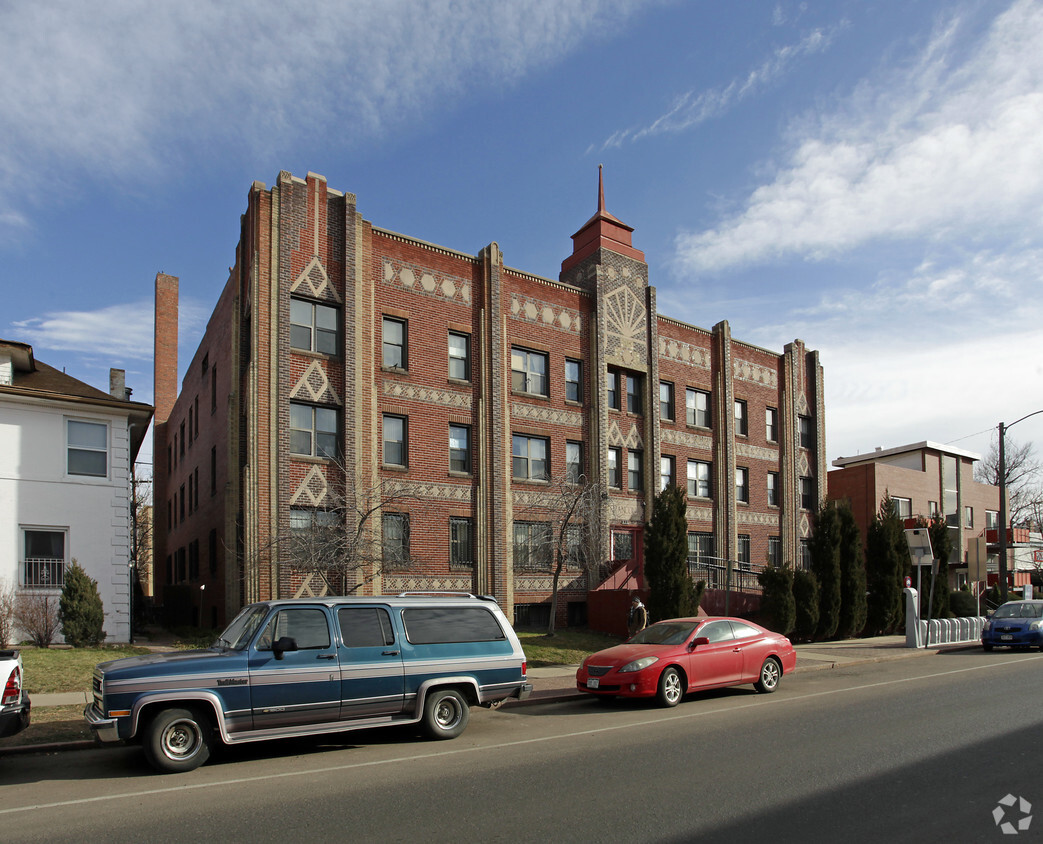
[688,459,712,498]
[626,374,642,415]
[612,531,633,562]
[736,467,749,503]
[986,510,999,529]
[660,455,675,491]
[448,332,470,381]
[449,424,471,474]
[766,407,778,442]
[686,388,711,428]
[965,506,974,528]
[738,534,751,569]
[382,316,407,369]
[67,419,107,477]
[512,434,548,481]
[290,404,338,458]
[767,471,779,506]
[628,450,644,491]
[660,381,674,421]
[607,370,620,410]
[607,447,622,488]
[799,415,813,448]
[23,528,66,587]
[893,497,912,519]
[566,441,583,484]
[383,414,408,467]
[687,532,714,564]
[290,298,339,355]
[734,399,748,436]
[511,347,547,396]
[768,536,782,567]
[565,359,582,403]
[800,476,815,510]
[513,521,551,571]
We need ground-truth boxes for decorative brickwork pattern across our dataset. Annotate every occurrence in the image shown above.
[509,292,582,335]
[381,257,472,306]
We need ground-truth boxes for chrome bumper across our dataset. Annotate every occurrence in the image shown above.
[84,703,121,743]
[516,683,533,700]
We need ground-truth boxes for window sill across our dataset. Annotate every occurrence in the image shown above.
[448,471,473,479]
[382,464,409,473]
[291,348,339,361]
[511,390,551,402]
[382,366,409,376]
[448,378,472,388]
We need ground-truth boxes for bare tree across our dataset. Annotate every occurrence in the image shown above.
[131,464,153,600]
[14,591,60,647]
[515,474,607,634]
[0,579,16,648]
[974,436,1043,528]
[267,460,427,596]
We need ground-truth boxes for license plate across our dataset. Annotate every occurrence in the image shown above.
[587,678,599,689]
[1001,635,1013,641]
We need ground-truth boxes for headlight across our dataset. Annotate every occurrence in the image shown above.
[619,656,659,673]
[1030,621,1042,632]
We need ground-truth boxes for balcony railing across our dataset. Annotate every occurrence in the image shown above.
[23,558,65,588]
[687,557,763,594]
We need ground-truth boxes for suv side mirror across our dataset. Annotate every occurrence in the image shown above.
[688,636,710,651]
[272,636,298,660]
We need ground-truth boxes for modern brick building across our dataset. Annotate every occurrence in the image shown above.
[153,169,825,628]
[827,441,1002,589]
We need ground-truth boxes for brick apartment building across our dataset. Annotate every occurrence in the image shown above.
[153,169,825,628]
[827,441,1001,589]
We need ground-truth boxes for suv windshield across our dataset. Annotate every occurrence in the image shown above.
[993,602,1043,620]
[215,605,270,649]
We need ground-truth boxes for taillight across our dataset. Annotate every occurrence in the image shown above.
[2,666,21,705]
[521,660,527,677]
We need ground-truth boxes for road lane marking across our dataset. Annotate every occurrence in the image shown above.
[1,653,1038,816]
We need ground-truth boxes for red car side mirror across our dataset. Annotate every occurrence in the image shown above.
[688,636,710,650]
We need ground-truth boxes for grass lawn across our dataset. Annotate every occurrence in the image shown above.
[19,646,151,695]
[517,627,621,666]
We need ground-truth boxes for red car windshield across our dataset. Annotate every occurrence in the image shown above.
[630,621,700,646]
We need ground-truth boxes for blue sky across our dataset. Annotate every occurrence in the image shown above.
[3,0,1042,471]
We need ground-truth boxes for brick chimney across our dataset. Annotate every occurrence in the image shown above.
[154,273,179,424]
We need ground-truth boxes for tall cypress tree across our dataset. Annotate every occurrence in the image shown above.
[837,503,868,638]
[792,568,820,642]
[809,500,842,639]
[59,560,106,647]
[644,485,700,622]
[865,495,908,635]
[758,564,795,635]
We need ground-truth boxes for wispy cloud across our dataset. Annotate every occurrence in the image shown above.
[596,23,842,151]
[0,0,652,242]
[674,0,1043,274]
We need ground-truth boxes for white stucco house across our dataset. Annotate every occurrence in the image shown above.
[0,340,153,643]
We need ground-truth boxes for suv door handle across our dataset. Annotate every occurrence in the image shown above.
[317,653,336,660]
[382,650,400,656]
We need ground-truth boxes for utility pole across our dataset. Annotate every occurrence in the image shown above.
[997,410,1043,604]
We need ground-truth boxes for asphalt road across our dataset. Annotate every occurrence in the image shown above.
[1,649,1040,843]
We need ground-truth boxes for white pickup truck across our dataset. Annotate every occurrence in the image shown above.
[0,649,31,738]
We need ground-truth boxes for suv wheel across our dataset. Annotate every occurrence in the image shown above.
[422,689,470,740]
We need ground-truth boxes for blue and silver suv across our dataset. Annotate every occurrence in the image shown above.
[85,594,532,773]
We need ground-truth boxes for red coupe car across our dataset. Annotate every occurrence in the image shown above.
[576,617,797,707]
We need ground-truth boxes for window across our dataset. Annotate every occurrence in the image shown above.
[767,472,780,506]
[799,415,813,448]
[259,608,331,651]
[188,406,194,445]
[626,374,642,414]
[290,403,338,458]
[734,399,748,436]
[382,513,410,569]
[768,536,782,567]
[448,332,470,381]
[688,459,712,498]
[511,347,547,396]
[766,407,778,442]
[382,316,407,369]
[565,525,583,568]
[210,446,217,495]
[566,441,583,484]
[628,450,644,492]
[382,414,408,467]
[612,531,633,562]
[180,421,185,457]
[339,607,396,648]
[68,420,107,477]
[686,388,711,428]
[201,353,209,376]
[965,506,974,528]
[608,447,622,488]
[607,371,620,410]
[211,365,218,413]
[449,424,471,474]
[193,396,199,439]
[929,501,940,518]
[893,497,912,519]
[449,518,474,570]
[291,298,339,355]
[23,529,65,587]
[687,532,714,564]
[800,540,812,570]
[737,534,751,568]
[513,521,551,571]
[986,510,999,530]
[402,607,506,644]
[290,507,341,532]
[565,359,582,403]
[512,435,548,481]
[188,473,194,515]
[800,476,815,510]
[660,381,674,421]
[736,467,749,503]
[660,455,675,491]
[179,484,185,522]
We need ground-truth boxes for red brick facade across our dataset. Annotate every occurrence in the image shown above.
[154,170,826,628]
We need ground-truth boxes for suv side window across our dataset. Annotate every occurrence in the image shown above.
[258,608,331,650]
[339,607,396,647]
[402,607,506,644]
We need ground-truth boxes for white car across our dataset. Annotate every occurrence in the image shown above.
[0,649,31,738]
